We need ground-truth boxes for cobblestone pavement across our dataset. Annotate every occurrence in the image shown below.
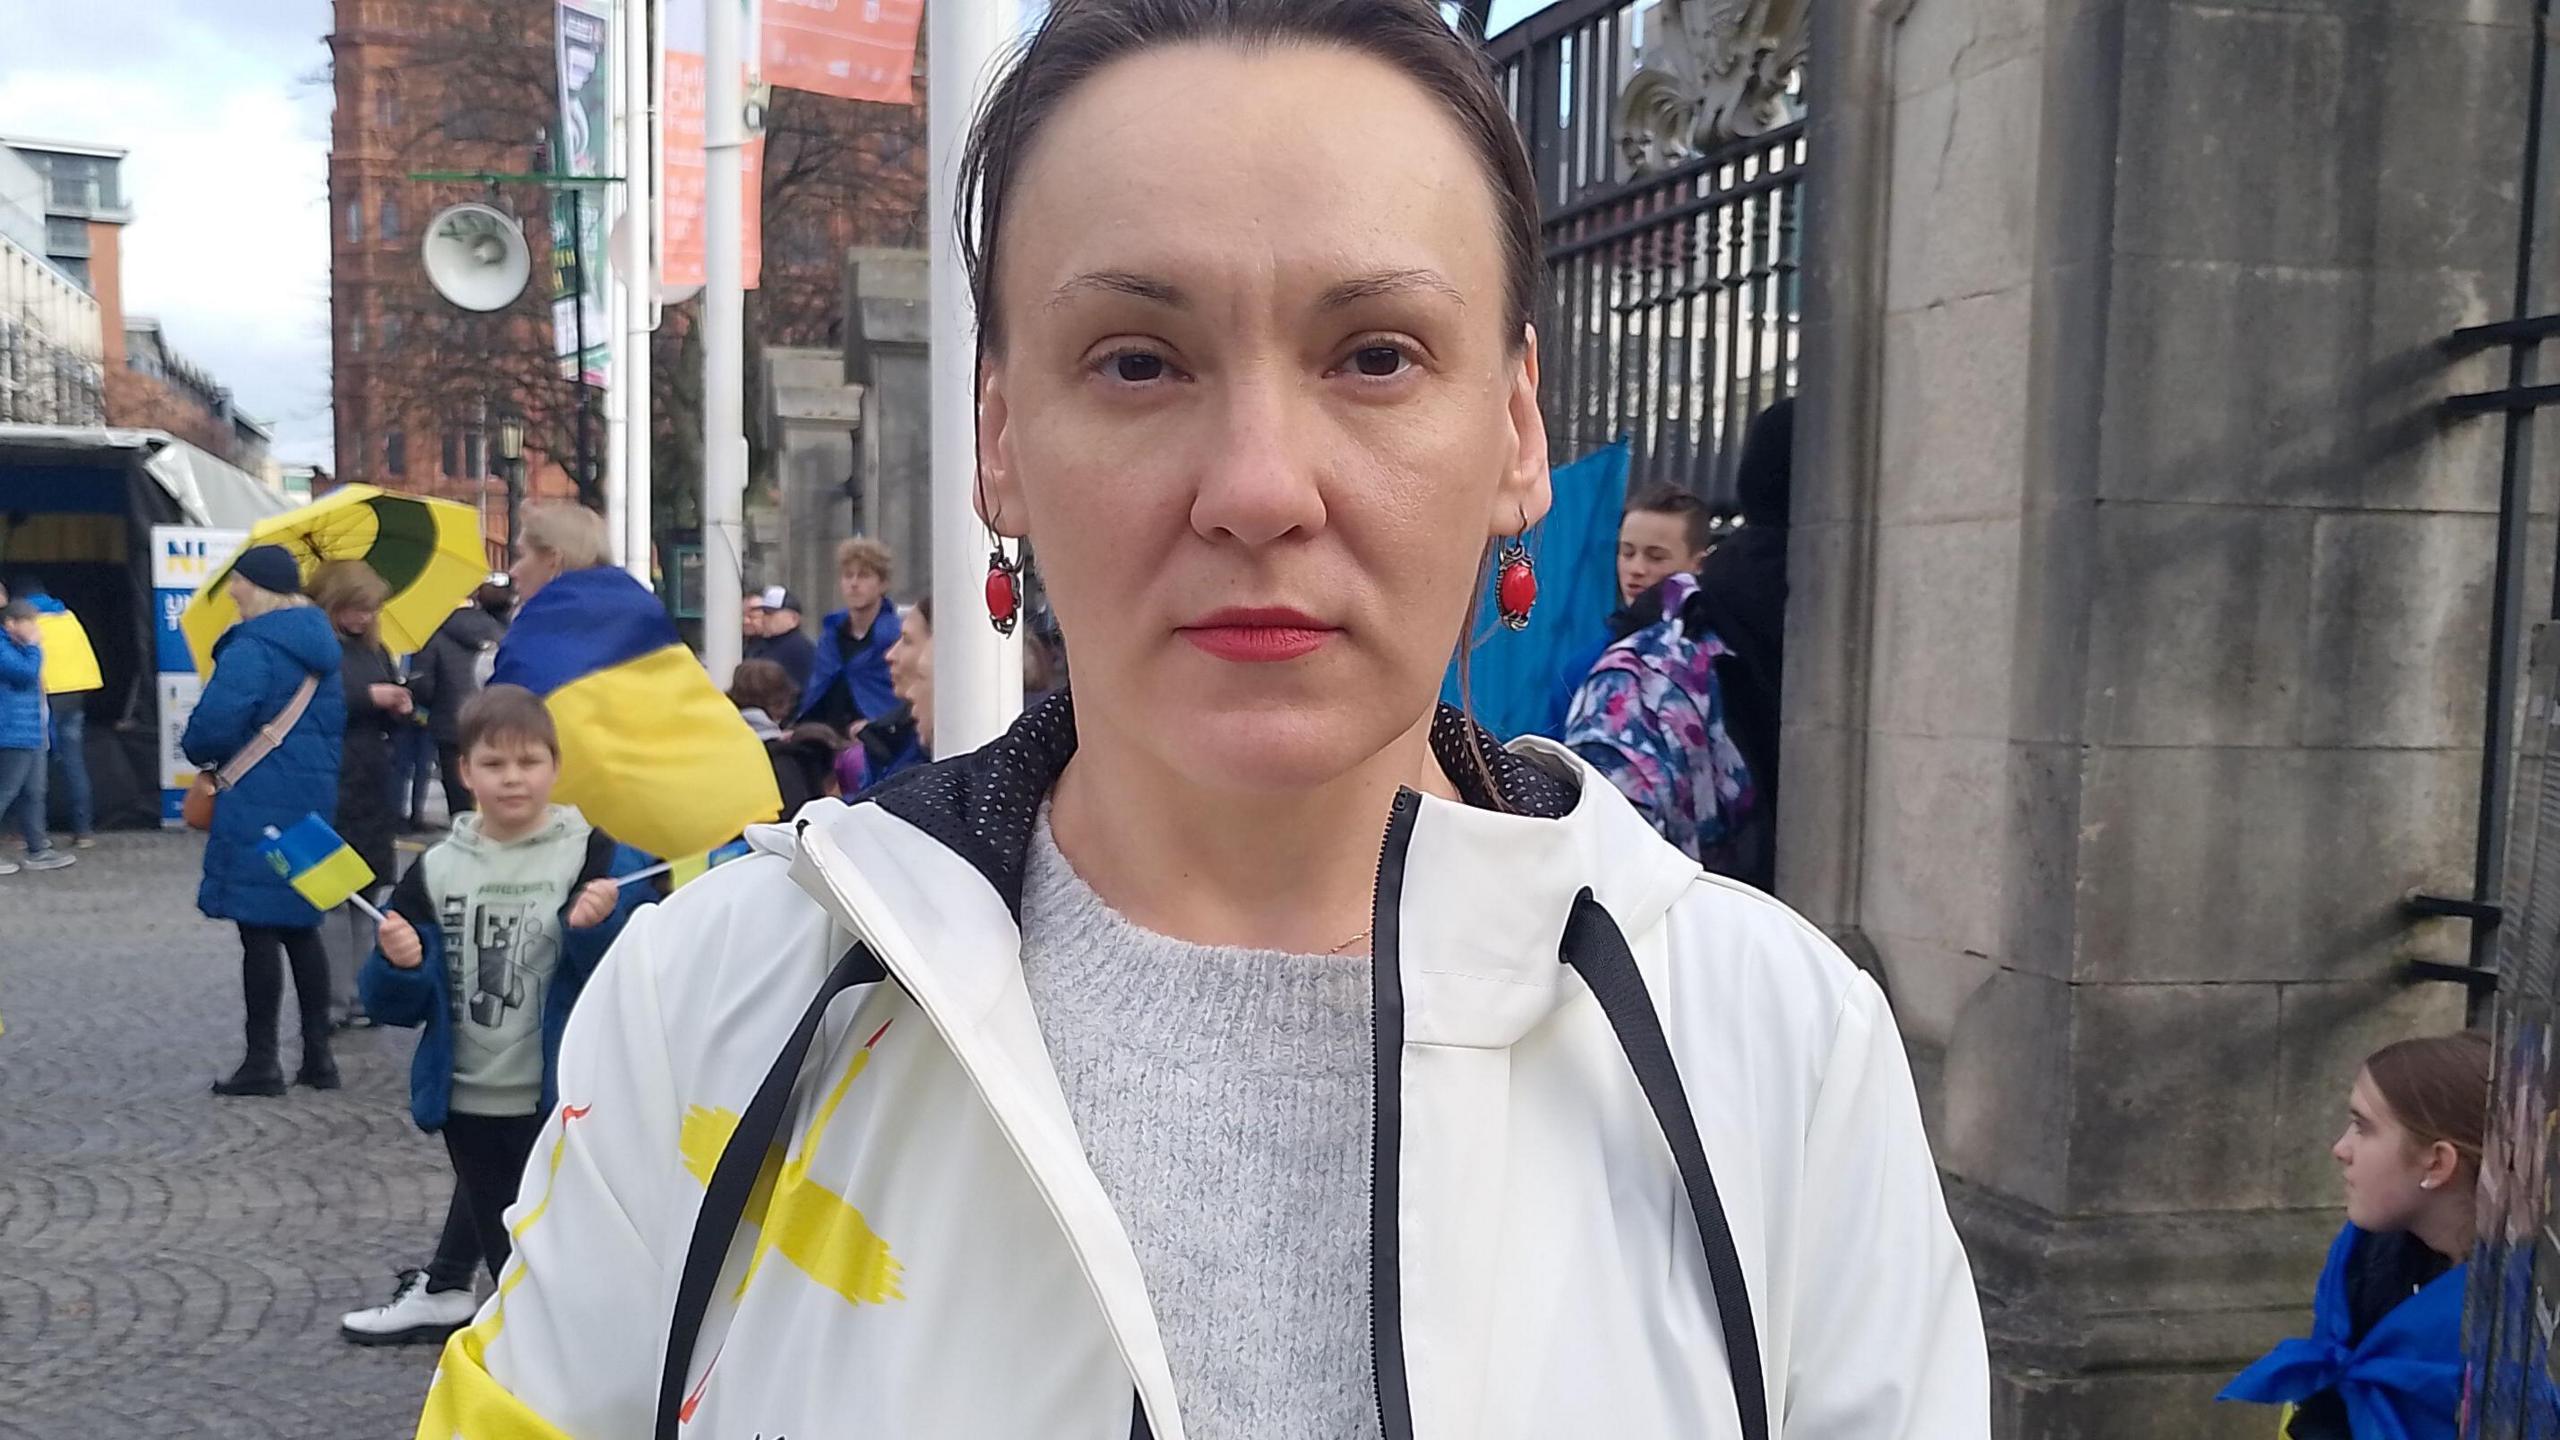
[2,833,454,1439]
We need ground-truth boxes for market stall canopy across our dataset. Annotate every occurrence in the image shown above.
[0,424,291,530]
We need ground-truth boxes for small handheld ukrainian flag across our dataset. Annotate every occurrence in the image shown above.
[260,816,383,921]
[489,566,782,860]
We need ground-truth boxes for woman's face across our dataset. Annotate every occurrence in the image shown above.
[979,43,1550,793]
[2334,1068,2446,1233]
[887,605,933,706]
[333,603,379,638]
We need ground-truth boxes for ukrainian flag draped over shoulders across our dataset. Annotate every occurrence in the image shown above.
[489,567,780,860]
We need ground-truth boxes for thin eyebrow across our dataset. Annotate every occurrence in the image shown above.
[1318,267,1466,310]
[1047,270,1188,311]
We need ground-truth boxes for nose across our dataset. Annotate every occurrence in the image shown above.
[1189,365,1327,548]
[2332,1131,2353,1166]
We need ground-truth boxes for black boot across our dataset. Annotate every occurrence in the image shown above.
[297,1047,342,1090]
[227,926,288,1097]
[288,928,339,1090]
[213,1060,286,1097]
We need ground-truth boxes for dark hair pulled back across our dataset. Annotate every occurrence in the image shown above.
[2366,1030,2493,1178]
[955,0,1544,357]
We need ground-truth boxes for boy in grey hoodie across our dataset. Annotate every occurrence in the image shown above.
[342,684,627,1345]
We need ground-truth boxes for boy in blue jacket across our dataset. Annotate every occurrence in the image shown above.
[341,684,632,1345]
[0,600,72,875]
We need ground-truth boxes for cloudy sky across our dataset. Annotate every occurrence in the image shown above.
[0,0,335,465]
[0,0,1559,471]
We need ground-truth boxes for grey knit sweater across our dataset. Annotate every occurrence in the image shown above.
[1020,812,1382,1440]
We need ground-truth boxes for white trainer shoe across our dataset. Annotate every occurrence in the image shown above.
[339,1269,477,1346]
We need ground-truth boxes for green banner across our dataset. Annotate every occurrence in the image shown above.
[552,0,612,385]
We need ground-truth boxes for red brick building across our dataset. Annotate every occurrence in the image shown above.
[326,0,927,559]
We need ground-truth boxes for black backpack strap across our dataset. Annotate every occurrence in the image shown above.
[1560,889,1772,1440]
[654,942,886,1439]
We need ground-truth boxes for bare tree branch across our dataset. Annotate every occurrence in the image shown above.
[348,2,924,534]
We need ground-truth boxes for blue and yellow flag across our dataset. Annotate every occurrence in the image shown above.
[490,566,782,860]
[260,815,378,913]
[667,837,756,891]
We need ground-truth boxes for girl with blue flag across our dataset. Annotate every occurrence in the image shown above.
[2222,1031,2489,1440]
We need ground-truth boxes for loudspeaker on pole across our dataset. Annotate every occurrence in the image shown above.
[422,202,533,312]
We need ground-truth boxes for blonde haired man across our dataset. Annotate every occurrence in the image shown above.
[798,537,902,732]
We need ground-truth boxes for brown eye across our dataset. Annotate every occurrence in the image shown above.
[1353,345,1407,378]
[1112,353,1165,383]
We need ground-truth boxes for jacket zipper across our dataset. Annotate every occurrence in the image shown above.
[1369,788,1422,1440]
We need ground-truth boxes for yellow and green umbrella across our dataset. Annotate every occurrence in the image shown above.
[182,486,488,676]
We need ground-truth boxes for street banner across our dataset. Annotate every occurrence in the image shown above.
[150,525,246,826]
[554,0,614,383]
[761,0,924,104]
[662,0,766,292]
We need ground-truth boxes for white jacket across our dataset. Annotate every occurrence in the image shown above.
[415,700,1988,1439]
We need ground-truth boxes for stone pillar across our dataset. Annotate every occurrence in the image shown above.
[759,343,865,626]
[844,246,934,603]
[1793,0,2534,1431]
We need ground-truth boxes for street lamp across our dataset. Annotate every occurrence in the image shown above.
[496,414,527,563]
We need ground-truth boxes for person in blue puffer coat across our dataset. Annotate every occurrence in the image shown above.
[0,598,74,875]
[181,544,349,1098]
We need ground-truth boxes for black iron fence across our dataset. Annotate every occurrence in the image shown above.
[1486,1,1807,503]
[2411,0,2559,1018]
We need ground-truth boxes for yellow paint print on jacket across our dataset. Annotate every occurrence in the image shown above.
[675,1016,905,1309]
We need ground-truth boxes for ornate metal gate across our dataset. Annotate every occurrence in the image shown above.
[2445,0,2559,1430]
[1482,0,1809,503]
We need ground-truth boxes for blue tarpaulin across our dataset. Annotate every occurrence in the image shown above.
[1441,438,1630,742]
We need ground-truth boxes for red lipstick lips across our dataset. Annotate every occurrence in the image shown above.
[1178,607,1338,663]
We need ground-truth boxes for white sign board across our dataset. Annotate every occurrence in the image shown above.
[149,526,246,825]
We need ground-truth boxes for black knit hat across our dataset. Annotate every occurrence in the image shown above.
[231,544,303,596]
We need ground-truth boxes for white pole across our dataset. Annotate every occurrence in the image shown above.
[702,0,746,684]
[603,279,628,565]
[929,0,1024,754]
[621,0,656,586]
[602,0,629,569]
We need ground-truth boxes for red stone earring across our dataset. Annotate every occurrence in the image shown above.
[984,537,1022,636]
[1496,508,1537,630]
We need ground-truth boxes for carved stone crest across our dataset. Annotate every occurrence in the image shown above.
[1616,0,1811,171]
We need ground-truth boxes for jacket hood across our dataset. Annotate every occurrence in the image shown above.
[1734,396,1793,530]
[446,804,586,856]
[27,594,68,616]
[761,692,1703,1045]
[437,604,506,649]
[1609,572,1701,642]
[230,604,344,676]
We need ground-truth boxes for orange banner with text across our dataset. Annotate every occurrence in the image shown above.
[662,0,767,292]
[761,0,925,105]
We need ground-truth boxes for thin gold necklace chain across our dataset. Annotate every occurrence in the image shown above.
[1325,928,1373,956]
